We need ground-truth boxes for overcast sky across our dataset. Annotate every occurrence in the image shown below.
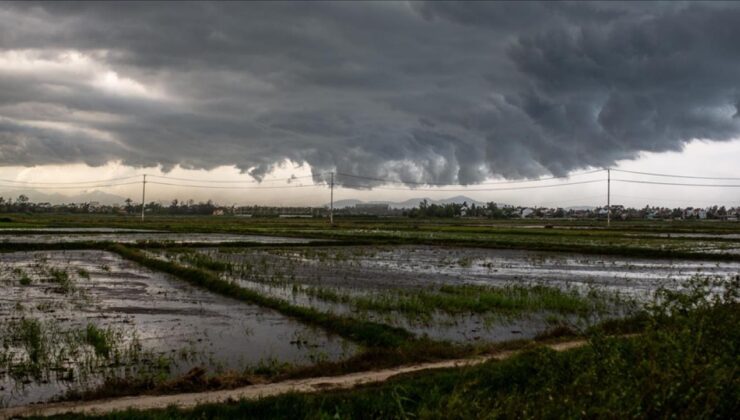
[1,1,739,207]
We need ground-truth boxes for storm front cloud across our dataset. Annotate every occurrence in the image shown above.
[1,1,739,186]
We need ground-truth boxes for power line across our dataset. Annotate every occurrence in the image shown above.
[369,179,605,192]
[336,169,605,186]
[147,181,324,190]
[612,179,740,188]
[610,168,740,181]
[0,181,141,190]
[612,194,740,205]
[0,175,141,185]
[147,174,318,184]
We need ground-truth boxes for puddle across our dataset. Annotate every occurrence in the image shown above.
[0,250,355,407]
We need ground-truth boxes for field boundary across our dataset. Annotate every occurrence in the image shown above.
[0,340,587,419]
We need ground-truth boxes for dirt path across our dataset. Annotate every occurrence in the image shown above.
[2,340,586,419]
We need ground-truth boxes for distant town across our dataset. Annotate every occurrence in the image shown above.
[0,194,738,221]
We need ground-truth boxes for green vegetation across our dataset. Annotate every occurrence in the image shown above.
[18,318,45,366]
[0,318,160,386]
[44,277,739,419]
[304,284,620,320]
[19,273,32,286]
[84,323,113,358]
[46,267,74,293]
[174,250,233,272]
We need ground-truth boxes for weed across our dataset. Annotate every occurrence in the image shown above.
[47,268,74,293]
[84,324,113,358]
[19,274,32,285]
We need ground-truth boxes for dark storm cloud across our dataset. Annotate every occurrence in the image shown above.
[1,1,739,185]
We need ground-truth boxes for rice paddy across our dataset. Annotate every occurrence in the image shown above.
[0,216,738,415]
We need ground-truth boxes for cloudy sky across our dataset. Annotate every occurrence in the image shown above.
[1,1,739,207]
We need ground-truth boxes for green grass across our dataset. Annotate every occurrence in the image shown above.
[176,250,233,272]
[43,277,739,419]
[19,318,44,365]
[46,268,74,293]
[312,284,618,319]
[19,273,32,285]
[84,324,113,358]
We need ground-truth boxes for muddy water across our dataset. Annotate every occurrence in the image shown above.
[0,251,354,407]
[0,233,316,244]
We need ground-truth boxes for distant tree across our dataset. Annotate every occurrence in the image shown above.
[166,199,182,214]
[124,198,134,214]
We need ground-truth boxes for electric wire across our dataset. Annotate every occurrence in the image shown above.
[610,168,740,181]
[0,181,141,190]
[367,179,605,192]
[336,169,605,186]
[0,175,141,185]
[147,181,324,190]
[612,179,740,188]
[146,174,318,184]
[612,194,740,206]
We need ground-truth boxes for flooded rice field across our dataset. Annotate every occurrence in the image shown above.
[3,238,737,407]
[0,250,354,407]
[192,246,740,297]
[143,245,738,343]
[0,232,316,245]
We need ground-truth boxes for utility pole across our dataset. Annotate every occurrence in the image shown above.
[607,168,611,227]
[141,174,147,222]
[329,172,334,225]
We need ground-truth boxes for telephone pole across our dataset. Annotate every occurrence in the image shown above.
[141,174,147,221]
[607,168,611,227]
[329,172,334,225]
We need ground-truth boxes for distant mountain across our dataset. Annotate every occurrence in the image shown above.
[331,196,486,209]
[0,190,127,205]
[331,199,364,208]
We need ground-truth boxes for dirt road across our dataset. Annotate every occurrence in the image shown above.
[2,340,586,419]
